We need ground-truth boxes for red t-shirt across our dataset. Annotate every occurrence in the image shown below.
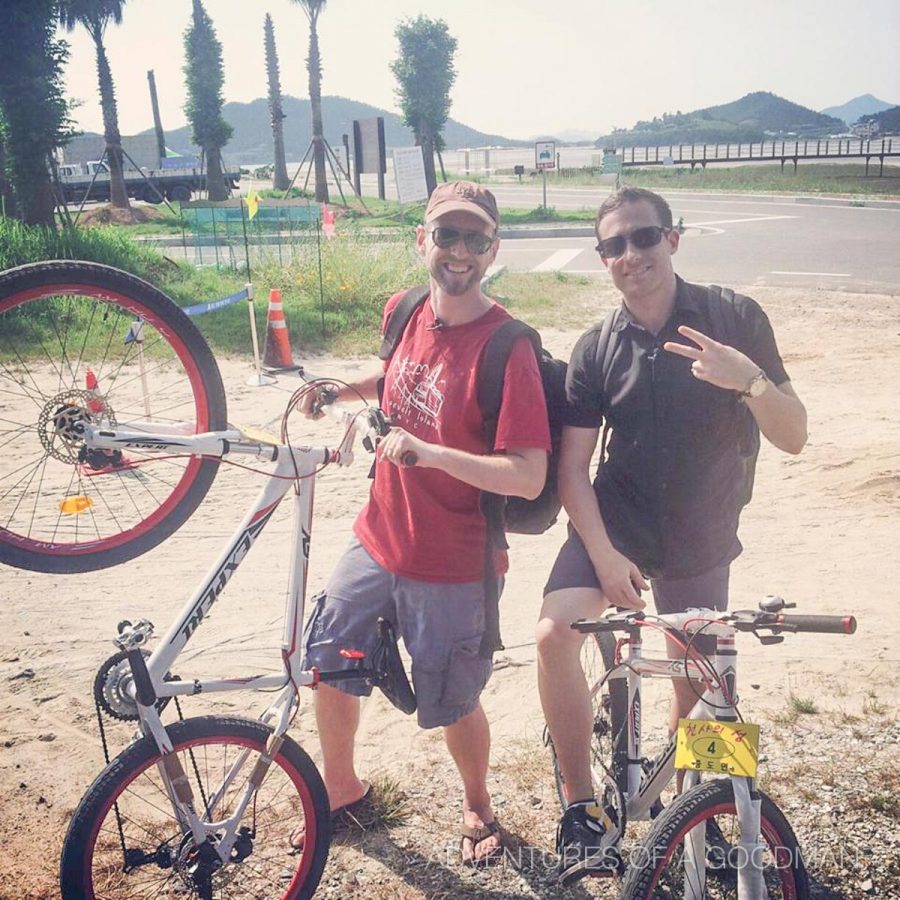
[353,292,551,582]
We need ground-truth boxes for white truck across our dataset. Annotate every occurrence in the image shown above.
[57,134,241,204]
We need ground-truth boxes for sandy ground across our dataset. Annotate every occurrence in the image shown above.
[1,285,898,898]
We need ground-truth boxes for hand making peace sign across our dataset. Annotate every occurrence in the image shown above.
[663,325,762,393]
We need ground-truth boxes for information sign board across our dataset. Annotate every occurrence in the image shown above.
[602,153,623,174]
[535,140,556,171]
[392,146,428,204]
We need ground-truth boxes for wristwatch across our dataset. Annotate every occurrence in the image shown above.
[740,369,769,399]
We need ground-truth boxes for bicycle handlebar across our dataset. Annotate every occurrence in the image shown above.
[572,606,857,637]
[311,380,417,466]
[769,614,857,634]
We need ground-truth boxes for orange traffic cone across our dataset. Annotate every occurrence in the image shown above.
[262,288,299,372]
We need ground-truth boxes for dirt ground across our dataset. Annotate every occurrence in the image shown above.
[1,285,898,898]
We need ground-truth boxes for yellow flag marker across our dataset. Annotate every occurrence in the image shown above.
[246,188,260,221]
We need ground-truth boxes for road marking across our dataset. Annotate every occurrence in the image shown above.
[770,271,850,277]
[532,249,583,272]
[689,215,797,226]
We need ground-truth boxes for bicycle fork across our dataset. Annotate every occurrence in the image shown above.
[680,632,767,900]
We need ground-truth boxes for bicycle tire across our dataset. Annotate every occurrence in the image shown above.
[0,261,227,573]
[59,715,330,899]
[620,778,809,899]
[550,629,626,809]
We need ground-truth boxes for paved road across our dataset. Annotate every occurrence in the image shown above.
[489,186,900,295]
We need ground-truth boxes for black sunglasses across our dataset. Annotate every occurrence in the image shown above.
[595,225,671,259]
[428,226,495,256]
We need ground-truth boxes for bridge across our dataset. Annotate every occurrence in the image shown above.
[617,137,899,175]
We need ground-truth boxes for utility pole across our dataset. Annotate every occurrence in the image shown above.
[147,70,166,163]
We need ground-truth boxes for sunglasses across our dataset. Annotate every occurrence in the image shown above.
[428,226,495,256]
[595,225,671,259]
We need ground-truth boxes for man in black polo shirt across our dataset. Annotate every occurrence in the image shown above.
[536,186,807,885]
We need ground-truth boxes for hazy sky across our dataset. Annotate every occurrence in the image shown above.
[59,0,900,141]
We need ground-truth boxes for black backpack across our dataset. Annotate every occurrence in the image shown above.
[593,284,760,509]
[378,285,567,656]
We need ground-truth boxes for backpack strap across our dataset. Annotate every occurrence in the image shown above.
[370,284,431,478]
[706,284,761,506]
[476,319,542,554]
[377,284,431,361]
[593,307,621,465]
[706,284,738,346]
[475,319,542,660]
[477,319,542,448]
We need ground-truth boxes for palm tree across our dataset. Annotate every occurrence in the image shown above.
[58,0,131,210]
[290,0,329,203]
[264,14,289,192]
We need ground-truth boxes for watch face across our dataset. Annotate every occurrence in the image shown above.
[749,372,768,397]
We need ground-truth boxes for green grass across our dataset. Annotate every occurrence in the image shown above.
[0,218,162,272]
[789,695,819,715]
[0,218,425,358]
[489,270,618,331]
[515,162,900,197]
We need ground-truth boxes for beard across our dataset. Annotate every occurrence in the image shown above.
[431,264,481,296]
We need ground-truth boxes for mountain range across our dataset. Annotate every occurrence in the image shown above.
[820,94,895,126]
[140,95,526,165]
[93,90,894,167]
[595,92,848,148]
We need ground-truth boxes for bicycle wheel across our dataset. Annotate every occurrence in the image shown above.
[0,261,227,573]
[60,715,330,899]
[620,778,809,899]
[550,629,626,809]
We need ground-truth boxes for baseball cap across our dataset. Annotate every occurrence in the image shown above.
[424,181,499,229]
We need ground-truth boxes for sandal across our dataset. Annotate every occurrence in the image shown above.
[460,820,504,866]
[290,783,375,851]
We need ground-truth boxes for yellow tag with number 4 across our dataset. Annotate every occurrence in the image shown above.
[675,719,760,778]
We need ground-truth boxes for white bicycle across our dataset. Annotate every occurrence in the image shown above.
[1,261,416,899]
[548,603,856,899]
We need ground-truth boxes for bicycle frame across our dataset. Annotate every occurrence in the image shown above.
[598,610,767,898]
[82,403,376,860]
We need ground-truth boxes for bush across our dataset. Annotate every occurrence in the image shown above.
[0,219,159,272]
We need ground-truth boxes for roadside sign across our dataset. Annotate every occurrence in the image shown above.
[392,146,428,204]
[535,140,556,171]
[602,153,622,174]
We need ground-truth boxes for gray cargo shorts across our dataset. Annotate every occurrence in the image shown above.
[301,538,497,729]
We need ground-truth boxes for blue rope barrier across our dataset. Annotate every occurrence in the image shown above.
[182,287,250,318]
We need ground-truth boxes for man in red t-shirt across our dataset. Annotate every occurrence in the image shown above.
[298,182,550,863]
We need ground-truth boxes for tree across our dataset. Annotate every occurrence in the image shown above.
[264,14,289,192]
[183,0,233,201]
[0,0,73,225]
[391,16,457,196]
[290,1,329,203]
[58,0,131,211]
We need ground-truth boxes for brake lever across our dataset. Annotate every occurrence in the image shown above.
[311,386,339,416]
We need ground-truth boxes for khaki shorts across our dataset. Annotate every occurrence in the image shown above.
[302,538,497,729]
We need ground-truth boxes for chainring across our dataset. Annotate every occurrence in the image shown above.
[93,649,175,721]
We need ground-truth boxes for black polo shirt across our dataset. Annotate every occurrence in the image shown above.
[564,277,789,579]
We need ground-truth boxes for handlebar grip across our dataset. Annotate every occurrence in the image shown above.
[571,616,636,633]
[776,614,857,634]
[400,451,417,467]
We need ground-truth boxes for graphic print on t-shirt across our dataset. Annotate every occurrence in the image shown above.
[391,355,445,429]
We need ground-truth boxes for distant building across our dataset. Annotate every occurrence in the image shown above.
[850,120,880,138]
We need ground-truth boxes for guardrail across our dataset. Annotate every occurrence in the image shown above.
[619,138,898,174]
